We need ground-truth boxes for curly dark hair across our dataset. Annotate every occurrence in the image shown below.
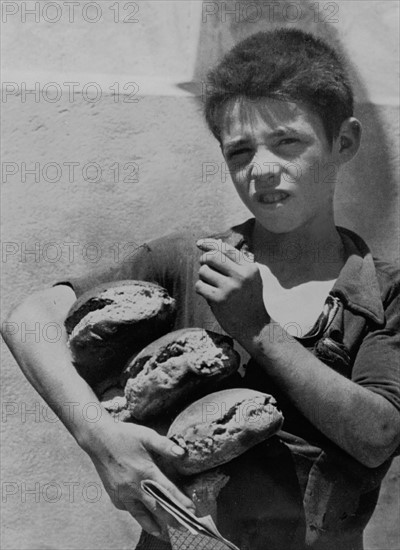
[204,28,354,145]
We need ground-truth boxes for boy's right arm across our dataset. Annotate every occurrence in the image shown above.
[2,284,195,538]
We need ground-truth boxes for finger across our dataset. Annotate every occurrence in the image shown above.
[198,264,227,287]
[198,246,245,276]
[155,502,185,532]
[138,490,185,532]
[140,432,196,512]
[99,480,130,512]
[196,238,224,253]
[152,469,196,514]
[96,463,174,535]
[199,251,238,276]
[142,430,186,460]
[197,238,246,266]
[195,280,220,302]
[196,238,238,254]
[109,494,127,511]
[197,239,229,268]
[124,499,164,538]
[224,245,249,265]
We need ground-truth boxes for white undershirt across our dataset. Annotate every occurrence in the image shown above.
[256,262,337,338]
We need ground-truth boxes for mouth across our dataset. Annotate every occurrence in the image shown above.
[256,191,290,205]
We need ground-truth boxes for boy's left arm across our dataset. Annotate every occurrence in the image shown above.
[195,240,400,469]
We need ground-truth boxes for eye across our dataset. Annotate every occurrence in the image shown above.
[226,148,252,162]
[278,138,299,146]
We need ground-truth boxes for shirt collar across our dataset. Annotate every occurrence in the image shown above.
[215,218,385,326]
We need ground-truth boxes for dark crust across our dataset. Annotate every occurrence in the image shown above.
[64,297,114,334]
[65,280,172,334]
[64,280,176,385]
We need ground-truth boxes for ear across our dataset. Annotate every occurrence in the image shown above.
[334,117,362,164]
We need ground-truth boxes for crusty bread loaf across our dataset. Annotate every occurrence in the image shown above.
[65,280,176,384]
[124,329,240,421]
[167,389,284,475]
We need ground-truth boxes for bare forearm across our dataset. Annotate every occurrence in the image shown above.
[242,322,400,467]
[2,287,113,450]
[2,286,196,535]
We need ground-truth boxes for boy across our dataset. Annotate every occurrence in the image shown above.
[4,29,400,550]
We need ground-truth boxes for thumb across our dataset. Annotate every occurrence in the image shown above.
[143,431,186,460]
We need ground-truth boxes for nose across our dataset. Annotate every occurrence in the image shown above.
[248,146,282,185]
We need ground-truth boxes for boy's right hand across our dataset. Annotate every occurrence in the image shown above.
[2,285,194,538]
[82,419,195,538]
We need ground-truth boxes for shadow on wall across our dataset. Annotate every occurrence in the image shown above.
[180,0,398,260]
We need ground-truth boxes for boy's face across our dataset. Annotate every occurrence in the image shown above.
[220,97,340,235]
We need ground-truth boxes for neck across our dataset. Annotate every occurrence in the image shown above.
[252,215,347,285]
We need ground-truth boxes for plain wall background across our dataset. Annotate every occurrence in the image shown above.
[1,1,399,549]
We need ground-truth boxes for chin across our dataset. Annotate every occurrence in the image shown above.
[241,198,300,234]
[257,221,301,234]
[250,210,302,235]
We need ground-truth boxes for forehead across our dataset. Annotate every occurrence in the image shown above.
[219,97,326,143]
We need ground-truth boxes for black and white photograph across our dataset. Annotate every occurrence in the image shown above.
[1,1,399,549]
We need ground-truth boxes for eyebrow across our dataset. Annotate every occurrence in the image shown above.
[222,138,249,154]
[222,128,303,153]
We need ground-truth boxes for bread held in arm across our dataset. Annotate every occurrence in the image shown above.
[167,388,284,475]
[124,328,241,422]
[65,280,176,384]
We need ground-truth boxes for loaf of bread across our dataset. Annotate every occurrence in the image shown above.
[167,389,284,475]
[65,280,176,384]
[124,328,240,422]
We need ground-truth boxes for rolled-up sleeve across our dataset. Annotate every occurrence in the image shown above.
[54,242,157,298]
[351,282,400,412]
